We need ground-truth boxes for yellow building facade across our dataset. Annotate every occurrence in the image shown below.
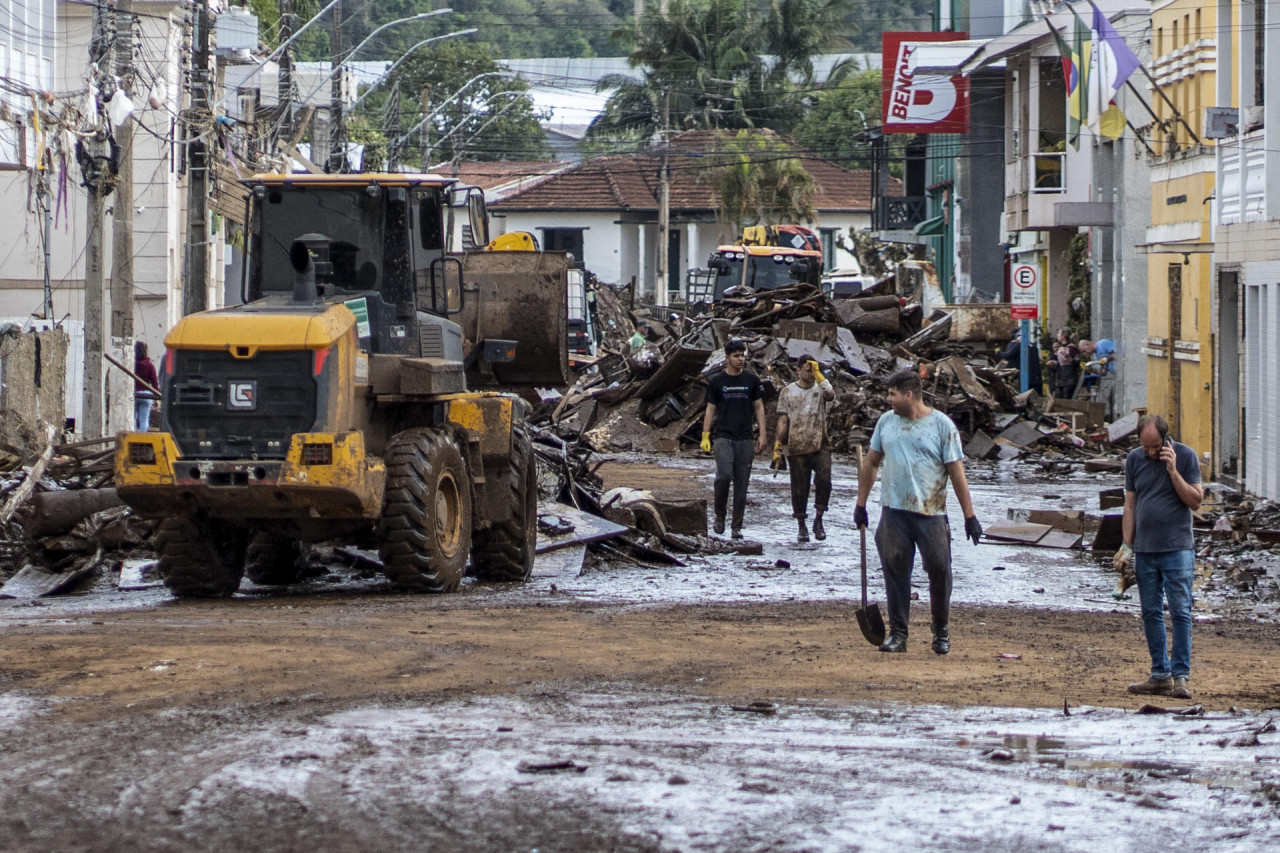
[1142,0,1218,455]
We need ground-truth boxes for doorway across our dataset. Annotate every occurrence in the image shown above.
[1216,269,1241,485]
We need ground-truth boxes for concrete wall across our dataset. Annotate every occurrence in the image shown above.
[0,326,67,454]
[964,70,1007,301]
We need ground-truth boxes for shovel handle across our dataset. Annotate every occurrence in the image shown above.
[856,444,869,607]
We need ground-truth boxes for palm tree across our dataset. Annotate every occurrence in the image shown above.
[585,0,857,148]
[707,130,817,239]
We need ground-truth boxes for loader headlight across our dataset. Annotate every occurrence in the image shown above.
[128,442,156,464]
[302,443,333,466]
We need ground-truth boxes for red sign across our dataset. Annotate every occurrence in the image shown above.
[882,32,970,134]
[1011,305,1039,320]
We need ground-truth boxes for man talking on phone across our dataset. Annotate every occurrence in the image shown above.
[1119,415,1203,700]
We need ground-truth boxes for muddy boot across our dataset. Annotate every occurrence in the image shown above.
[1167,677,1192,700]
[797,518,810,544]
[931,624,950,656]
[731,528,744,540]
[713,515,726,535]
[1126,675,1173,695]
[878,634,907,653]
[812,513,826,541]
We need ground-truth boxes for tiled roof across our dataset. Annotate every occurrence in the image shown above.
[445,160,567,192]
[492,129,901,214]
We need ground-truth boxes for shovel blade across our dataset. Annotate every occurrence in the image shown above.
[855,603,887,646]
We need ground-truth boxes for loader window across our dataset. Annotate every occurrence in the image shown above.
[418,190,444,250]
[251,185,409,299]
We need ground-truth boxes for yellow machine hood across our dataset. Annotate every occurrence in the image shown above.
[164,300,357,352]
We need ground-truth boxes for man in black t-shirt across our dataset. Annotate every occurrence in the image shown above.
[700,339,767,538]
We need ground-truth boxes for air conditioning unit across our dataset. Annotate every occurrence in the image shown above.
[1204,107,1238,139]
[215,8,259,55]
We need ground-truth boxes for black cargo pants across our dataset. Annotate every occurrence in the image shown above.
[874,507,953,639]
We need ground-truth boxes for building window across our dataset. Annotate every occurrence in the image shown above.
[541,228,585,268]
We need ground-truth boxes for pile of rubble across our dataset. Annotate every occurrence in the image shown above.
[0,436,152,596]
[539,272,1133,467]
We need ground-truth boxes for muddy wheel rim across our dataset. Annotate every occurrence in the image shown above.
[434,471,463,558]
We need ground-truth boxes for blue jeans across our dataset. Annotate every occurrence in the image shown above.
[135,398,154,431]
[1134,549,1194,679]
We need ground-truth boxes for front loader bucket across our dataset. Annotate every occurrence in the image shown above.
[456,250,571,388]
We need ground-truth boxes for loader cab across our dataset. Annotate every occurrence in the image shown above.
[706,245,822,300]
[242,174,469,357]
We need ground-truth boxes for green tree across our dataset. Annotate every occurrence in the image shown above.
[792,66,880,167]
[705,131,816,239]
[585,0,857,150]
[367,42,552,165]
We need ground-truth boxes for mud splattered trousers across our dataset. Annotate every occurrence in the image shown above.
[874,507,952,639]
[787,448,831,519]
[713,438,755,529]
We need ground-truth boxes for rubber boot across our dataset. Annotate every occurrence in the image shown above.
[812,513,826,541]
[931,623,950,656]
[797,518,810,544]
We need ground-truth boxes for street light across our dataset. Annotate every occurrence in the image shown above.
[350,28,479,112]
[298,8,454,104]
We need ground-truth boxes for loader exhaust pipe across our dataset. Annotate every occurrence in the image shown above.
[289,233,333,303]
[290,240,316,303]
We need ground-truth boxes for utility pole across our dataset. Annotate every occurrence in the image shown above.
[277,0,294,146]
[109,0,136,434]
[183,0,211,316]
[384,81,402,171]
[654,0,670,307]
[82,0,113,439]
[328,1,346,172]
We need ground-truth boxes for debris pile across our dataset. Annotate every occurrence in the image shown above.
[542,276,1133,466]
[0,436,153,598]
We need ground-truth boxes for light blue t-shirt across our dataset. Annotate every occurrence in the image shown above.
[869,409,964,516]
[1096,339,1115,373]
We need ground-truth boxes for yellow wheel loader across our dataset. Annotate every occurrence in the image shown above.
[114,173,569,597]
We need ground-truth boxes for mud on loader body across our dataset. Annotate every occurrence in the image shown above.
[114,174,569,597]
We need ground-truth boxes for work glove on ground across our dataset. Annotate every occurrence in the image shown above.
[700,432,712,453]
[1113,543,1134,572]
[964,516,983,546]
[854,505,869,530]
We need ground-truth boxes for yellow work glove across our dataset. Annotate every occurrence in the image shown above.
[809,360,827,386]
[700,432,712,453]
[1113,543,1134,572]
[772,440,784,464]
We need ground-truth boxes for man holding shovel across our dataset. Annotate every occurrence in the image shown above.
[775,358,835,543]
[854,369,982,654]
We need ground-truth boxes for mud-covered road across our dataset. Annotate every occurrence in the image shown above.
[2,456,1279,850]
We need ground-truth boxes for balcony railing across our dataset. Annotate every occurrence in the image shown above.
[874,196,927,230]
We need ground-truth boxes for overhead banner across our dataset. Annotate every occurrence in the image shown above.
[882,31,970,134]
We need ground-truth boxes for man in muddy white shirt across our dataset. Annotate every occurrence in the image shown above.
[775,359,835,543]
[855,369,982,655]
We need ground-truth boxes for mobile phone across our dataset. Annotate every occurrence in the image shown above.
[1164,436,1173,449]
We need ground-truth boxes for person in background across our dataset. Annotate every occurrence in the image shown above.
[629,324,649,353]
[1119,415,1203,700]
[133,340,160,431]
[1053,328,1079,399]
[774,358,835,543]
[701,339,768,539]
[998,330,1042,394]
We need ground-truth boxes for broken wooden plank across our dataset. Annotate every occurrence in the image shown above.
[982,520,1052,544]
[535,502,629,554]
[118,558,165,591]
[1037,529,1084,549]
[995,420,1043,449]
[1106,411,1140,443]
[835,327,872,374]
[635,345,712,400]
[1099,487,1126,510]
[1090,513,1125,552]
[964,430,997,460]
[0,562,94,599]
[532,544,588,579]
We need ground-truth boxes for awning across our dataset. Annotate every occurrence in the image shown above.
[913,214,947,237]
[907,39,991,74]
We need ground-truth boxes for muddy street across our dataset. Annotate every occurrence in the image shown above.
[2,457,1280,850]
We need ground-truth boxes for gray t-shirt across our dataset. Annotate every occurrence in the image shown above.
[1124,442,1201,553]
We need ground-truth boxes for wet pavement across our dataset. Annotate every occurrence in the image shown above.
[1,686,1276,851]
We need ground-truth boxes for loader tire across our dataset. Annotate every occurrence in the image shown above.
[245,532,310,586]
[471,424,537,582]
[378,428,472,593]
[155,516,247,598]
